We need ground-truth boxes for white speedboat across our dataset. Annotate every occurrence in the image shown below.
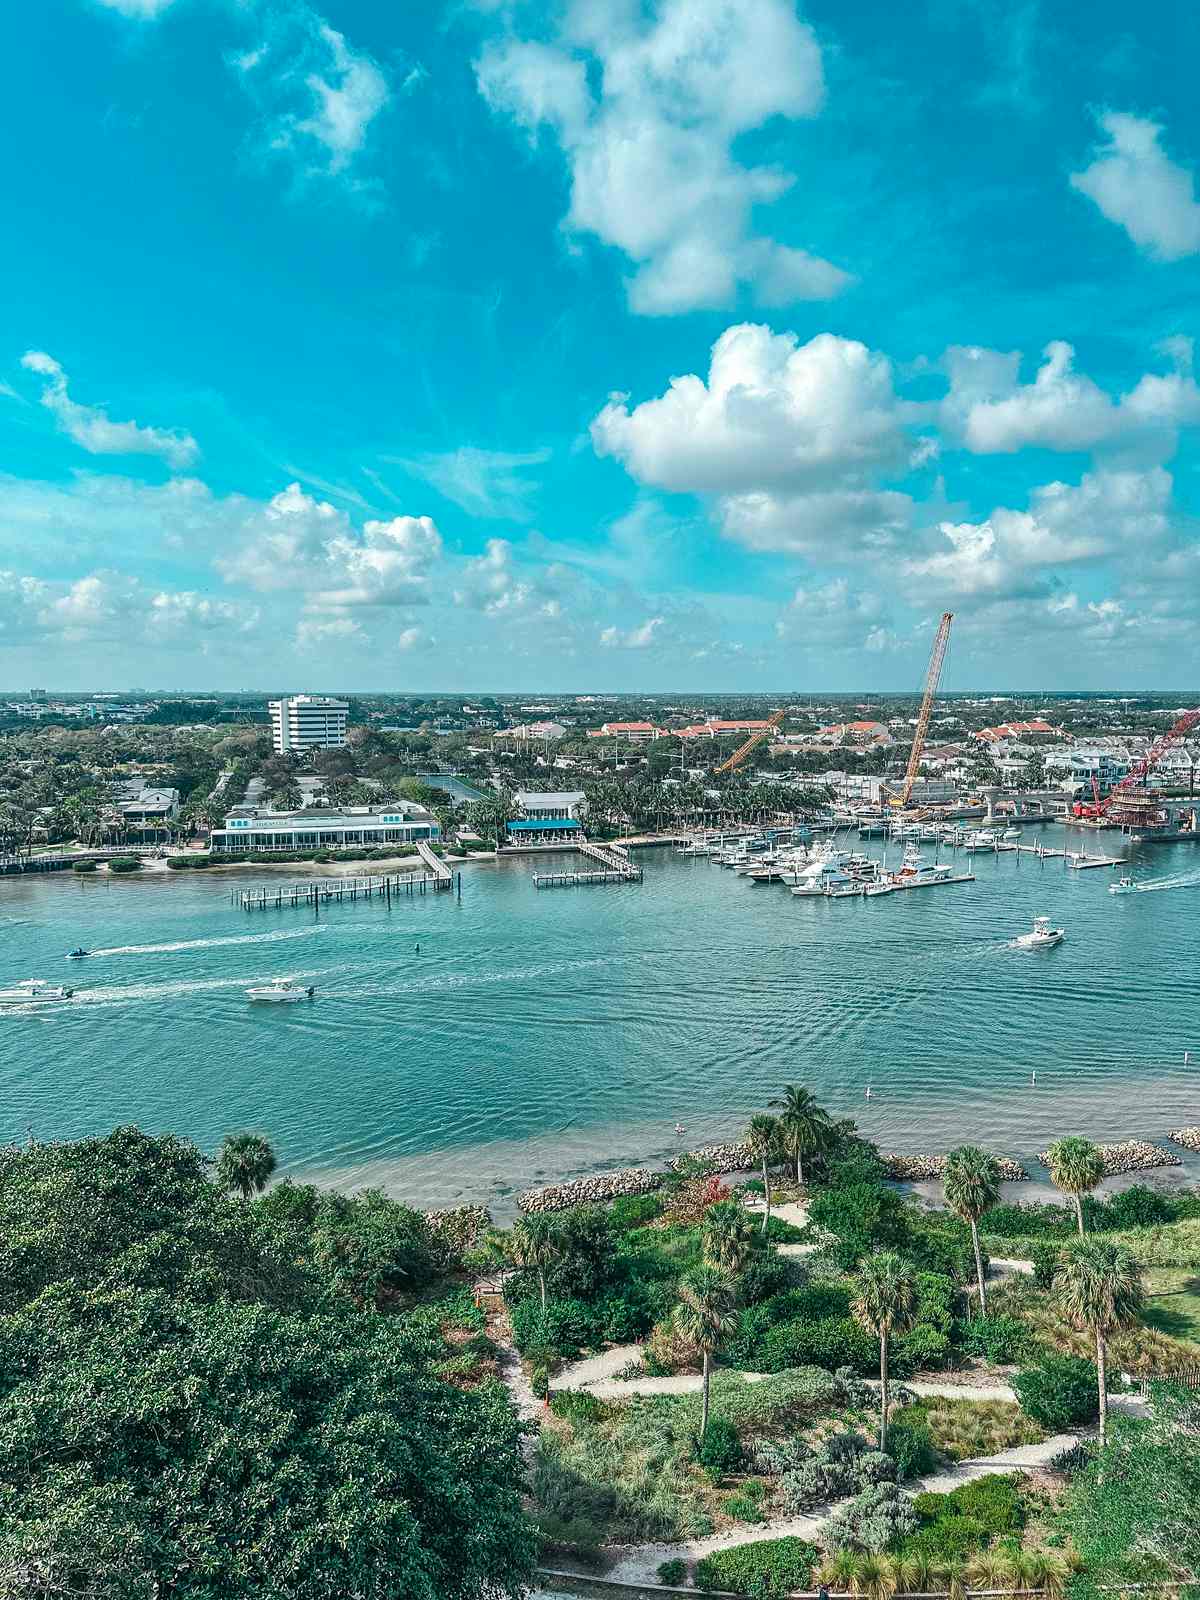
[0,979,74,1006]
[864,880,897,896]
[1013,915,1064,949]
[245,977,316,1003]
[1001,828,1022,841]
[964,830,996,849]
[1109,875,1135,895]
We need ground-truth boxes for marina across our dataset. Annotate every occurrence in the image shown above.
[2,831,1200,1211]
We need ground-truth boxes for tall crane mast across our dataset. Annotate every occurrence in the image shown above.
[713,708,788,775]
[889,611,953,809]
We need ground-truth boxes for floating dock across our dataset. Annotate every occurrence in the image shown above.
[234,870,457,910]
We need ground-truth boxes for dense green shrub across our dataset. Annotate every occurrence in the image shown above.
[608,1193,663,1228]
[509,1296,600,1360]
[894,1323,952,1374]
[693,1536,818,1597]
[107,855,142,872]
[980,1202,1075,1239]
[549,1390,611,1426]
[903,1473,1025,1558]
[886,1411,939,1479]
[736,1249,795,1305]
[695,1416,743,1479]
[960,1313,1032,1365]
[656,1557,688,1586]
[1013,1354,1099,1430]
[760,1313,879,1375]
[1103,1185,1174,1229]
[71,859,97,872]
[1032,1241,1061,1289]
[809,1182,910,1267]
[722,1479,769,1522]
[310,1189,441,1309]
[779,1432,895,1512]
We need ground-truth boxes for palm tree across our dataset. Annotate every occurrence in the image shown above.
[216,1132,277,1200]
[702,1199,756,1275]
[942,1146,1002,1316]
[852,1251,918,1453]
[746,1113,780,1235]
[1054,1237,1144,1446]
[674,1266,737,1438]
[1046,1136,1106,1235]
[769,1084,832,1187]
[508,1214,561,1312]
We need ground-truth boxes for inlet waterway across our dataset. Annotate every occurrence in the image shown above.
[2,832,1199,1211]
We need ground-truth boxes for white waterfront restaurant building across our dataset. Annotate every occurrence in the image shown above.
[270,694,349,754]
[210,802,439,853]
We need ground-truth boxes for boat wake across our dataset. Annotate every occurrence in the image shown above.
[88,927,325,957]
[1119,870,1200,895]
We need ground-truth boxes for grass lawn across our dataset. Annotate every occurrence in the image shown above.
[1141,1271,1200,1347]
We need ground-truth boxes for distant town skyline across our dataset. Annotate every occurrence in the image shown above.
[3,1,1200,691]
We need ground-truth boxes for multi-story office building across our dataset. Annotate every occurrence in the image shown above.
[269,695,348,754]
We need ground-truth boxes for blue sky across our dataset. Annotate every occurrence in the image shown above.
[2,0,1200,692]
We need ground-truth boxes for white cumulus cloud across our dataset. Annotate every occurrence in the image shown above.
[1070,111,1200,261]
[93,0,176,16]
[593,322,922,554]
[216,482,442,607]
[477,0,848,315]
[20,351,198,469]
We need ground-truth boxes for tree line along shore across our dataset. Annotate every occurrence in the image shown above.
[1,1096,1196,1600]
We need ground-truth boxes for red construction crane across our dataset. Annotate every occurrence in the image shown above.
[1071,709,1200,818]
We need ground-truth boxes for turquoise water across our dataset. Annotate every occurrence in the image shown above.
[2,833,1199,1211]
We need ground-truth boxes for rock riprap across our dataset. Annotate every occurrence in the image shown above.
[883,1152,1027,1182]
[1036,1139,1181,1175]
[518,1168,661,1213]
[1170,1127,1200,1154]
[670,1141,757,1173]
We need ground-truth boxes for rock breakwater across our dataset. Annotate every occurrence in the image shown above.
[1036,1139,1181,1175]
[670,1141,757,1173]
[1171,1127,1200,1154]
[425,1204,490,1252]
[518,1168,661,1214]
[884,1152,1027,1182]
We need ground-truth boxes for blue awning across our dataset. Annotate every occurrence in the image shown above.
[507,818,581,831]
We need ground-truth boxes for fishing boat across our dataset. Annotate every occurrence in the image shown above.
[1109,875,1136,895]
[0,979,74,1006]
[1013,915,1064,949]
[245,977,316,1003]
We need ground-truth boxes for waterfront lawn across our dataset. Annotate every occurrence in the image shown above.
[989,1277,1200,1375]
[1140,1270,1200,1347]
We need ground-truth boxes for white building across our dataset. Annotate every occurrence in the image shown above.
[513,790,588,821]
[1043,749,1131,790]
[211,802,438,853]
[270,695,349,754]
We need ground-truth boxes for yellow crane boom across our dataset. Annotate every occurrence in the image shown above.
[713,708,788,775]
[889,611,953,809]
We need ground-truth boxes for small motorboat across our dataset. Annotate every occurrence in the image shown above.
[1001,828,1022,841]
[1013,915,1064,949]
[67,948,90,960]
[245,977,316,1003]
[864,880,897,896]
[1109,876,1135,895]
[0,979,75,1006]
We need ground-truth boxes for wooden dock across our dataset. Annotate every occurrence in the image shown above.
[234,870,457,910]
[533,837,643,888]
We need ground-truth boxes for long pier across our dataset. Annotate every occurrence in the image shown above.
[414,838,452,884]
[234,870,457,910]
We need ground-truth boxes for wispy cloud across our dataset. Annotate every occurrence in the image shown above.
[20,351,198,469]
[395,445,551,520]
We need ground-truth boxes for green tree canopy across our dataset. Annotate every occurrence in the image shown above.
[0,1128,535,1600]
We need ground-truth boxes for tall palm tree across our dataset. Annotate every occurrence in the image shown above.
[508,1214,561,1312]
[1046,1136,1106,1235]
[769,1084,832,1187]
[216,1132,277,1201]
[852,1251,918,1453]
[943,1146,1002,1316]
[702,1199,756,1275]
[1054,1237,1144,1446]
[746,1113,781,1235]
[674,1267,738,1438]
